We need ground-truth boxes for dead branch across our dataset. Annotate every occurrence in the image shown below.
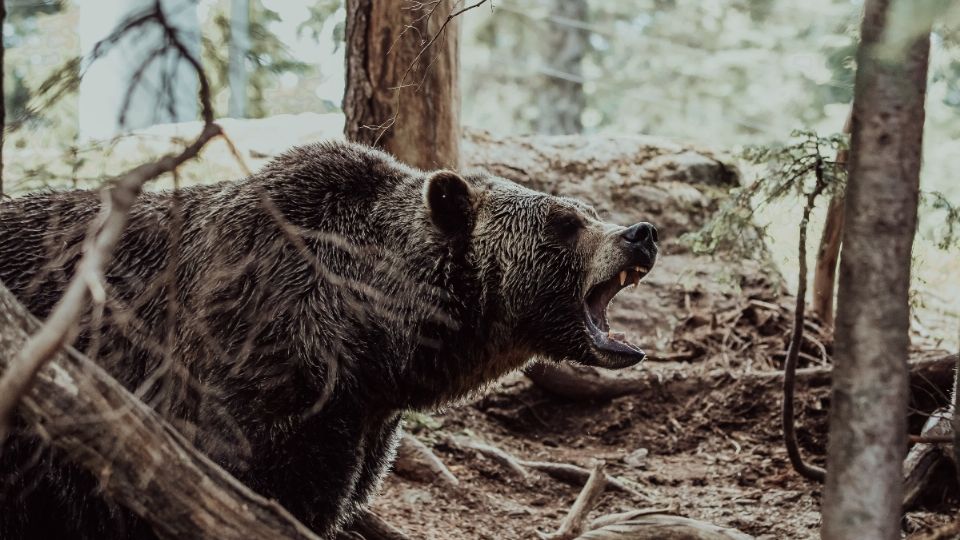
[522,460,647,500]
[537,461,608,540]
[392,431,459,486]
[578,509,755,540]
[904,408,955,509]
[0,282,319,540]
[447,435,531,481]
[0,0,222,442]
[0,122,221,442]
[782,158,828,483]
[445,434,648,500]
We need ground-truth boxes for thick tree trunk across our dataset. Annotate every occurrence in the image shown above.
[820,1,930,538]
[343,0,461,170]
[536,0,587,135]
[0,282,320,540]
[228,0,250,118]
[811,113,852,328]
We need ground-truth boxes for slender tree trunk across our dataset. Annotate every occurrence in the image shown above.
[821,1,930,538]
[811,112,852,328]
[343,0,461,170]
[0,0,5,197]
[536,0,587,135]
[228,0,249,118]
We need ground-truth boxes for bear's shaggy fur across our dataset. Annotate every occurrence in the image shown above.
[0,141,657,538]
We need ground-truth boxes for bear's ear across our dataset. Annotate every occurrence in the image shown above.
[424,170,475,236]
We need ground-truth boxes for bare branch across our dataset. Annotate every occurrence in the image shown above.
[0,0,223,440]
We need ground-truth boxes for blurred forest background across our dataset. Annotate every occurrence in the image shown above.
[3,0,957,341]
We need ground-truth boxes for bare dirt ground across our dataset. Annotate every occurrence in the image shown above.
[373,343,956,539]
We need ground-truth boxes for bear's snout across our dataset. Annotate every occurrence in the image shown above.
[618,221,659,266]
[620,221,658,245]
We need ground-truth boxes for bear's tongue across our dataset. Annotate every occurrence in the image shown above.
[584,266,649,338]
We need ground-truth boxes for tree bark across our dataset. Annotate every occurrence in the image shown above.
[0,282,320,540]
[0,0,5,197]
[343,0,461,170]
[821,1,930,538]
[811,112,851,328]
[536,0,587,135]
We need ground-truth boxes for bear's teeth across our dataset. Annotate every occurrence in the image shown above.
[633,274,641,288]
[619,270,627,286]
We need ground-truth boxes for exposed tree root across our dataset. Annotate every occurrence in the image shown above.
[340,510,411,540]
[392,431,459,486]
[445,434,650,501]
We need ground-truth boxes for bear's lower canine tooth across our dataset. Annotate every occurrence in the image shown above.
[619,270,627,286]
[633,275,640,288]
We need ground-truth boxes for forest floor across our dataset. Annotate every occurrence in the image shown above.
[373,285,960,539]
[373,346,957,540]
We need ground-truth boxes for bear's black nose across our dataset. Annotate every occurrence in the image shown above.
[621,222,658,244]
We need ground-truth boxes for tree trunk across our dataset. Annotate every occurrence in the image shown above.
[536,0,587,135]
[343,0,461,170]
[228,0,250,118]
[811,113,852,328]
[0,282,320,540]
[821,1,930,538]
[0,0,5,197]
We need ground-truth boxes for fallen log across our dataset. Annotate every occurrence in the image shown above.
[526,355,957,403]
[578,509,754,539]
[0,283,320,540]
[903,408,955,510]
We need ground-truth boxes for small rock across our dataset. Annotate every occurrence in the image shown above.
[623,447,650,468]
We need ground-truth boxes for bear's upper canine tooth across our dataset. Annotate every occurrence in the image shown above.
[619,270,627,286]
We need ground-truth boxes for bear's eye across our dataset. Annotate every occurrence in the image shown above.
[550,212,585,244]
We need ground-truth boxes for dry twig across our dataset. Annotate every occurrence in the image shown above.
[537,461,608,540]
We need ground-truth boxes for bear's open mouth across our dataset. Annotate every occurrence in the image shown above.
[583,265,649,365]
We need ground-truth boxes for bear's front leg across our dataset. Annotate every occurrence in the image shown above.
[240,404,368,538]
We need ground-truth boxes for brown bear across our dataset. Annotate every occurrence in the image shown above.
[0,140,658,539]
